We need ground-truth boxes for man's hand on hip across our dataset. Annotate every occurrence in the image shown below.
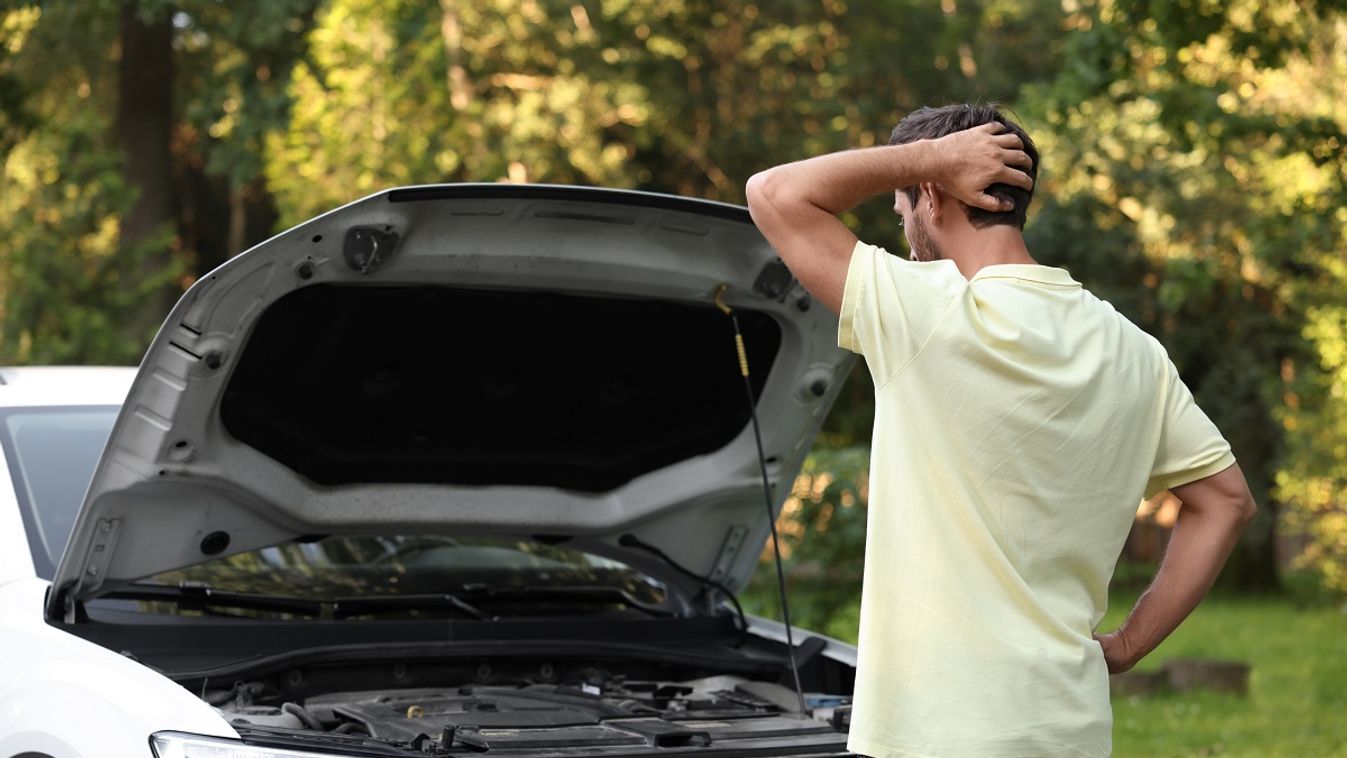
[1094,464,1255,675]
[1093,630,1137,675]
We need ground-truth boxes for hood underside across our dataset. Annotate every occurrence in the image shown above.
[222,283,781,492]
[50,184,852,619]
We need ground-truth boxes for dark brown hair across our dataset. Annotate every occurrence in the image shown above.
[888,103,1038,230]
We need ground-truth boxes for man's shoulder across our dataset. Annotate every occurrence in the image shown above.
[851,240,969,298]
[1075,284,1168,359]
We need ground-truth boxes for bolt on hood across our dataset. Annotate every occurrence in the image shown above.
[49,184,852,620]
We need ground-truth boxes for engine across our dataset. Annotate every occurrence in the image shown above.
[214,673,852,755]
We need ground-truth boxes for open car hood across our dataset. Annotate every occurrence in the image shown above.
[49,185,852,619]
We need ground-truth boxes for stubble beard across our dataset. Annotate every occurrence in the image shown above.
[908,214,945,262]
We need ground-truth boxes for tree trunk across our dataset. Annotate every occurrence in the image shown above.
[227,183,247,259]
[116,1,177,346]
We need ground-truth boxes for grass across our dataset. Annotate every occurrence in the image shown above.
[750,570,1347,755]
[1100,588,1347,757]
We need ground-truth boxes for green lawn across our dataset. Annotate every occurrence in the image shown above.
[1100,589,1347,757]
[751,575,1347,755]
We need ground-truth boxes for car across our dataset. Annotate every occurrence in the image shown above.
[0,184,860,757]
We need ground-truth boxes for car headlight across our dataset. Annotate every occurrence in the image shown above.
[150,732,346,758]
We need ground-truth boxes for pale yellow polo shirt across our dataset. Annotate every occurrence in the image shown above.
[838,240,1235,758]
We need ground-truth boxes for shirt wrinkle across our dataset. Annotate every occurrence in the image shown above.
[874,294,963,391]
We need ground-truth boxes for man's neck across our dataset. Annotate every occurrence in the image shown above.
[945,226,1037,279]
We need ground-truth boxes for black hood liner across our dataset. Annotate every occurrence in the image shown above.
[222,284,780,491]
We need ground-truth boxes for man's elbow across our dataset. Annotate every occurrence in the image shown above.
[1236,492,1258,527]
[745,170,770,209]
[1220,480,1257,533]
[746,168,791,215]
[1228,469,1258,527]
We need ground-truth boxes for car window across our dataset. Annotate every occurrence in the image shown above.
[0,406,119,580]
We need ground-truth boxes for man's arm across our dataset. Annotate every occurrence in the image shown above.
[1095,463,1257,673]
[744,123,1034,313]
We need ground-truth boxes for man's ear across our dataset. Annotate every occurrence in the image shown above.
[920,181,944,224]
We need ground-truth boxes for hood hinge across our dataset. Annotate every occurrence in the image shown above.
[69,517,122,615]
[707,524,749,585]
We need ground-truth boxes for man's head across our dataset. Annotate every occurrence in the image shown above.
[889,104,1038,261]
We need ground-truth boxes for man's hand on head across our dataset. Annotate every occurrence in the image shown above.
[745,120,1036,314]
[925,123,1035,213]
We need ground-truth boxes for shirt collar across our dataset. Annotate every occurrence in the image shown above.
[970,264,1080,287]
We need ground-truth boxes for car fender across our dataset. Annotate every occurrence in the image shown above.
[0,578,236,758]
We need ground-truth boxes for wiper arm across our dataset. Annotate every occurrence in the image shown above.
[331,592,490,621]
[101,584,672,620]
[458,583,677,618]
[104,582,323,617]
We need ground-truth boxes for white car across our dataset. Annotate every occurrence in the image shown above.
[0,185,860,757]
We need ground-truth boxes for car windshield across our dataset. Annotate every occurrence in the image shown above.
[0,406,120,580]
[131,534,670,618]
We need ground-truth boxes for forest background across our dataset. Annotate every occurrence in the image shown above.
[3,0,1347,634]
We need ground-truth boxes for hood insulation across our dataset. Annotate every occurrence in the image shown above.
[223,284,780,492]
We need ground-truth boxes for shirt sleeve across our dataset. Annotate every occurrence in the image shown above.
[1144,359,1237,499]
[837,240,966,386]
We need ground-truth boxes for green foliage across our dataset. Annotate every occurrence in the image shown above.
[1017,0,1347,592]
[741,444,869,641]
[1279,277,1347,595]
[176,0,321,187]
[266,0,655,223]
[264,0,1067,226]
[0,116,178,364]
[743,0,1347,611]
[744,1,1347,609]
[3,0,1347,600]
[0,6,177,364]
[0,0,321,362]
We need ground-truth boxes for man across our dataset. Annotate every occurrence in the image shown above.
[745,104,1256,757]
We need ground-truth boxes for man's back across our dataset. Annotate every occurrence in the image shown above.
[839,241,1234,757]
[745,108,1252,757]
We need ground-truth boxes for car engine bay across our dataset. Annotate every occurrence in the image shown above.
[211,667,852,756]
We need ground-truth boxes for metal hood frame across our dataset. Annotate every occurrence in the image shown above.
[48,185,852,621]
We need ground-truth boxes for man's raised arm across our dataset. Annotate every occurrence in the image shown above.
[744,123,1034,313]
